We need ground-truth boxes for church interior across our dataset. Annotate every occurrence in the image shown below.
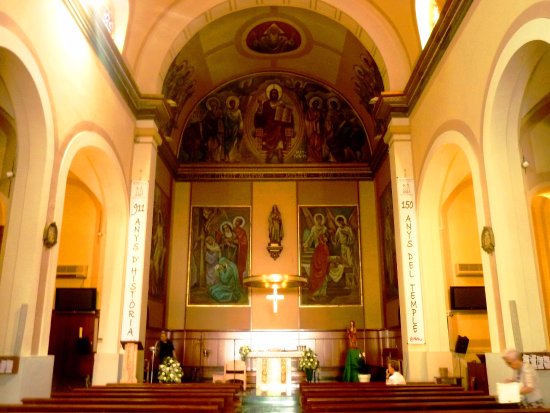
[1,0,550,409]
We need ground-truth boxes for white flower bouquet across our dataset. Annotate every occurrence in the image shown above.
[239,345,251,361]
[158,356,183,383]
[299,347,319,371]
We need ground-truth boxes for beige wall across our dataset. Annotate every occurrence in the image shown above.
[167,179,384,331]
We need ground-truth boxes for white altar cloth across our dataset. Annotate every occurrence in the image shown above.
[248,350,303,395]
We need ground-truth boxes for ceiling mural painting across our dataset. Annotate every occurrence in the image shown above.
[245,21,302,54]
[155,5,391,179]
[175,72,382,167]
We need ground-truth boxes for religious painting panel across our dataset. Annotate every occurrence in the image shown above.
[176,73,374,167]
[299,205,362,306]
[149,184,171,300]
[148,184,171,327]
[188,206,251,306]
[380,183,398,299]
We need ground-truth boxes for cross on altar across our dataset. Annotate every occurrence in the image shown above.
[267,286,284,313]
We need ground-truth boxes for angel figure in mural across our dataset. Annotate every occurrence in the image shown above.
[302,211,328,252]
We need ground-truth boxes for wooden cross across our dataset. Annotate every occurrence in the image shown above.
[267,285,284,313]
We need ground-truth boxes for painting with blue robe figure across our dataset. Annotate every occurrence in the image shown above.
[299,205,362,306]
[188,206,250,305]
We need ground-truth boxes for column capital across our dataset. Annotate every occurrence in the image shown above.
[383,118,411,146]
[134,120,162,148]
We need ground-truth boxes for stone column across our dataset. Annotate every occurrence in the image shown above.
[120,120,161,383]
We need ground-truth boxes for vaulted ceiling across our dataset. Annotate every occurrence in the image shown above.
[68,0,461,180]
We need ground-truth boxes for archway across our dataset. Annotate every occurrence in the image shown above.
[53,131,129,385]
[483,15,550,350]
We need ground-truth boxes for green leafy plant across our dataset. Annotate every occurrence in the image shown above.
[299,347,319,371]
[158,356,183,383]
[239,345,251,361]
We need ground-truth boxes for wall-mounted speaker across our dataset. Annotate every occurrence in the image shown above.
[454,335,469,354]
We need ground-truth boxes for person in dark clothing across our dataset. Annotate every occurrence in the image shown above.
[156,330,176,363]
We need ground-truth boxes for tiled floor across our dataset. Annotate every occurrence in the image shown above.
[240,388,300,412]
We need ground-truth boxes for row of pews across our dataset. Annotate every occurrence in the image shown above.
[299,382,550,413]
[0,382,242,412]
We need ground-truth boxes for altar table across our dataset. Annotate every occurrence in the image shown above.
[248,350,303,395]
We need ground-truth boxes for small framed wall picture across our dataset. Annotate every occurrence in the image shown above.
[43,222,58,248]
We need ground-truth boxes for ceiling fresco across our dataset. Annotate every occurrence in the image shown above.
[174,73,376,166]
[155,6,389,178]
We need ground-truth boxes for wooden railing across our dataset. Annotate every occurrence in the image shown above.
[145,328,401,381]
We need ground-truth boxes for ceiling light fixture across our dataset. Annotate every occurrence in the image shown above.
[244,274,307,313]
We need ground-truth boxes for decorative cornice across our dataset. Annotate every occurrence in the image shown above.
[377,0,474,121]
[175,164,373,181]
[62,0,172,133]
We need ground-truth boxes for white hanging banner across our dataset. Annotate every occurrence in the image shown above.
[397,177,425,344]
[120,180,149,343]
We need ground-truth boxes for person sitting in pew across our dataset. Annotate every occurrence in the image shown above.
[385,359,406,385]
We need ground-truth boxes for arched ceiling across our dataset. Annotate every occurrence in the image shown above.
[66,0,466,181]
[124,2,421,179]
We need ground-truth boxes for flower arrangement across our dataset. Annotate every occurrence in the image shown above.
[299,347,319,371]
[158,356,183,383]
[239,345,251,361]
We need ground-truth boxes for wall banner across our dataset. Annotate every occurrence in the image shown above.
[120,180,149,343]
[397,177,425,344]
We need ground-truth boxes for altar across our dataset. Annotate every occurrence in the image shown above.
[248,350,303,395]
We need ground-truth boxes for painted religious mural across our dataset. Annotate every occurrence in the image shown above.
[299,205,362,306]
[177,73,371,165]
[187,206,250,306]
[149,184,171,300]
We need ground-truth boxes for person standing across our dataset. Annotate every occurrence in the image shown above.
[502,349,544,408]
[156,330,176,363]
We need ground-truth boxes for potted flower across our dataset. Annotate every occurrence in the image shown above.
[299,347,319,382]
[239,345,251,361]
[158,356,183,383]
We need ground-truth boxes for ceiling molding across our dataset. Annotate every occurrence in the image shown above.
[175,164,373,182]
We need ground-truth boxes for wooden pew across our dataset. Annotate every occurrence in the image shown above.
[0,404,220,412]
[0,382,241,413]
[22,397,226,412]
[302,395,500,413]
[304,399,516,412]
[52,391,238,412]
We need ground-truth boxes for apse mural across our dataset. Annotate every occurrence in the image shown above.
[177,73,371,165]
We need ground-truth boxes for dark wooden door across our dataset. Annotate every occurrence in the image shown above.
[48,311,98,390]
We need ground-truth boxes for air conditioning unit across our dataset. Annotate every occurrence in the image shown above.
[56,265,88,279]
[455,263,483,277]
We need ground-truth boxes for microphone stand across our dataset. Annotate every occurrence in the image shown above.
[150,341,158,383]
